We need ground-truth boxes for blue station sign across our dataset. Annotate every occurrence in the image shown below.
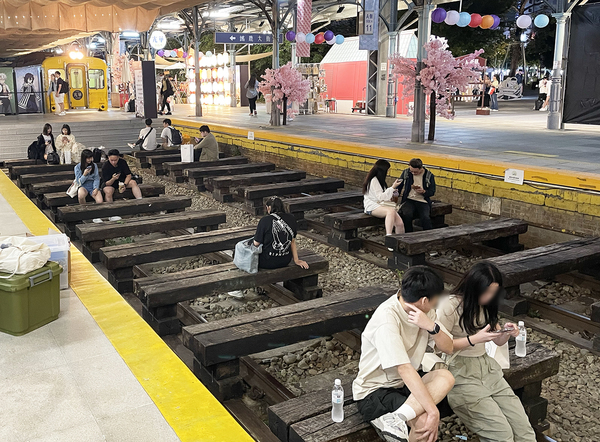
[214,32,284,45]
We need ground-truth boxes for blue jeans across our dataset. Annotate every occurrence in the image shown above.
[490,93,498,110]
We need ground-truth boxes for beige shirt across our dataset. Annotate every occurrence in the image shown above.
[193,132,219,161]
[408,172,426,203]
[352,293,452,400]
[436,295,486,357]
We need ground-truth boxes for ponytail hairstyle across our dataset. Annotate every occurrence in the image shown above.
[452,261,502,335]
[265,196,285,214]
[79,149,95,174]
[363,159,391,194]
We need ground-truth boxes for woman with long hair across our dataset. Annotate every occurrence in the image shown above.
[363,159,404,239]
[436,262,535,442]
[245,74,260,116]
[56,124,77,164]
[74,149,102,204]
[36,123,56,161]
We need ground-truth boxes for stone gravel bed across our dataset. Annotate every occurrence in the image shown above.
[190,291,278,322]
[133,165,598,442]
[526,282,595,317]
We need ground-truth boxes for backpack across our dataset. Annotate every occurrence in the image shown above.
[170,127,183,145]
[59,78,69,94]
[92,148,103,163]
[46,151,60,165]
[27,141,38,160]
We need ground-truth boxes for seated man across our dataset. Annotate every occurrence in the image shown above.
[129,118,157,151]
[101,149,142,202]
[353,266,454,442]
[397,158,436,233]
[160,118,181,150]
[193,125,219,162]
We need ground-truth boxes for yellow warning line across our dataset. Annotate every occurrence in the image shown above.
[0,171,253,442]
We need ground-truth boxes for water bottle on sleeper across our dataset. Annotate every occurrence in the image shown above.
[515,321,527,357]
[331,379,344,422]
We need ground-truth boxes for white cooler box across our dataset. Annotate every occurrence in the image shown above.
[28,234,70,290]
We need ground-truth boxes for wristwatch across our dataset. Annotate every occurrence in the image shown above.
[428,323,440,335]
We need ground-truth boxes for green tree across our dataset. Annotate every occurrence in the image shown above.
[525,18,555,69]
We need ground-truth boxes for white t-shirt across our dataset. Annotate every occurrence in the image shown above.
[139,127,157,151]
[539,79,549,94]
[363,177,396,213]
[160,126,174,146]
[408,172,426,203]
[352,293,451,400]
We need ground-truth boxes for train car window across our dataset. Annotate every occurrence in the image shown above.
[70,68,84,89]
[88,69,105,89]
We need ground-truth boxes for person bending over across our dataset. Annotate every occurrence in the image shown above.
[397,158,436,233]
[363,159,404,239]
[193,125,219,162]
[74,149,102,204]
[436,262,535,442]
[101,149,142,202]
[253,197,308,270]
[353,266,455,442]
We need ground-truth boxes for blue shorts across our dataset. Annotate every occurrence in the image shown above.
[81,181,95,194]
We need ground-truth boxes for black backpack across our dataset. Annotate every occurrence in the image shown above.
[46,151,60,165]
[92,148,103,163]
[59,78,69,94]
[27,141,38,159]
[170,127,183,145]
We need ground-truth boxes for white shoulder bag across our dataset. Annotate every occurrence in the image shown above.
[0,236,51,278]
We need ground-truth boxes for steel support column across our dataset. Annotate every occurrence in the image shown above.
[366,50,379,114]
[273,0,280,69]
[230,49,237,107]
[547,12,571,130]
[193,5,202,117]
[411,3,434,143]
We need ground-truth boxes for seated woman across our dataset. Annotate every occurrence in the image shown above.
[363,159,404,242]
[34,123,56,161]
[253,197,308,270]
[436,262,536,442]
[74,149,103,205]
[56,124,76,164]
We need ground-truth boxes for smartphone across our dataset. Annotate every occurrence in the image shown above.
[86,166,92,170]
[493,327,513,334]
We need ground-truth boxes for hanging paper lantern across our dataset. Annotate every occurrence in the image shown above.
[444,10,460,26]
[326,37,336,45]
[480,15,494,29]
[457,12,471,27]
[469,13,482,28]
[295,32,306,43]
[198,51,204,58]
[534,14,550,28]
[183,52,188,58]
[491,15,501,29]
[431,8,447,24]
[157,50,164,57]
[324,30,334,41]
[285,31,296,42]
[206,51,213,57]
[176,48,183,58]
[305,33,315,44]
[335,35,345,45]
[516,15,532,29]
[315,33,325,44]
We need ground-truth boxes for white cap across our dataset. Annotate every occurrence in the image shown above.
[334,379,341,386]
[518,321,524,327]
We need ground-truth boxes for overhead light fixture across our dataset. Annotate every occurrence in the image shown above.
[337,5,345,13]
[96,36,105,43]
[55,48,64,54]
[122,31,140,38]
[69,50,84,60]
[158,20,183,30]
[89,43,97,49]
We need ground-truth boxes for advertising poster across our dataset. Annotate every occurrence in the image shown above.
[0,68,16,115]
[15,66,43,114]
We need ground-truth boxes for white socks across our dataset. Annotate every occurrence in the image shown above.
[395,403,416,422]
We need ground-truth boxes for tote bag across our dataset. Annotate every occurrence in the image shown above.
[233,238,263,274]
[66,178,80,198]
[0,236,51,278]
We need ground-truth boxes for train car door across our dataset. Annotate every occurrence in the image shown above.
[67,64,87,108]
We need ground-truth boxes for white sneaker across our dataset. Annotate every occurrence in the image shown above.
[540,107,547,112]
[128,143,136,149]
[227,290,245,299]
[371,412,409,442]
[59,111,66,116]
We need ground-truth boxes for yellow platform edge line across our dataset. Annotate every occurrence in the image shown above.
[173,118,600,192]
[0,171,253,442]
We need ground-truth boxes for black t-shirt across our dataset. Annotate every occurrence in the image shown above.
[56,78,67,94]
[255,213,298,269]
[102,158,132,187]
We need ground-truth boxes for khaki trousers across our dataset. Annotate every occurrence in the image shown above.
[447,354,536,442]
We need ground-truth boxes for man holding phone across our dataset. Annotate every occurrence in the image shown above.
[396,158,436,233]
[101,149,142,202]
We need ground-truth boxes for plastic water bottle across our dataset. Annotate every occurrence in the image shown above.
[515,321,527,357]
[331,379,344,422]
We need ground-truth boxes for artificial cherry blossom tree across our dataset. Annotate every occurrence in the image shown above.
[390,38,483,141]
[259,62,311,126]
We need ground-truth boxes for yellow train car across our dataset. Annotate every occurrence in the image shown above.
[42,56,108,112]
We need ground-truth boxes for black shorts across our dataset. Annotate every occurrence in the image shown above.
[357,372,453,422]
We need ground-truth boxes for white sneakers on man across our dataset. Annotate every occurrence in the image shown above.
[59,111,66,116]
[371,412,409,442]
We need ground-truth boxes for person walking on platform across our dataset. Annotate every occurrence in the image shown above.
[490,74,500,112]
[363,159,405,240]
[245,75,260,116]
[193,125,219,161]
[101,149,142,202]
[436,262,536,442]
[159,74,174,115]
[74,149,102,204]
[353,266,455,442]
[397,159,436,233]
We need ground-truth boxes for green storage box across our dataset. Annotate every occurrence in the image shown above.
[0,261,63,336]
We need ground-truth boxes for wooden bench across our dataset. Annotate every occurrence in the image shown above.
[18,170,74,189]
[43,183,165,216]
[488,237,600,316]
[282,191,364,230]
[5,159,40,178]
[242,178,346,215]
[386,218,528,270]
[185,162,277,192]
[12,163,74,184]
[100,226,255,294]
[208,170,307,202]
[324,202,453,252]
[57,194,190,239]
[130,149,170,168]
[268,342,559,442]
[164,157,249,182]
[29,180,73,205]
[76,210,226,262]
[147,153,187,175]
[181,286,393,400]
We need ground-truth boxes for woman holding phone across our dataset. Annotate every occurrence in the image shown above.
[74,149,102,204]
[436,262,535,442]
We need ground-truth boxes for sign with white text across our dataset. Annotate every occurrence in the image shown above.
[504,168,525,185]
[215,33,283,45]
